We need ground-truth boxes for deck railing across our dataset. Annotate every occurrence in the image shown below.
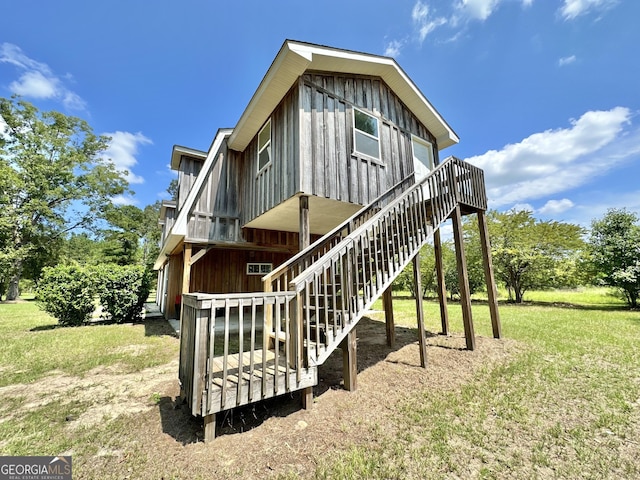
[180,292,316,416]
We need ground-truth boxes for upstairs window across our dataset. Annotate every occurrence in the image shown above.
[353,108,380,160]
[258,119,271,171]
[412,135,434,181]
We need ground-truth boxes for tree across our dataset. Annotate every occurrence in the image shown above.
[0,97,128,300]
[470,210,584,303]
[393,244,436,298]
[589,208,640,308]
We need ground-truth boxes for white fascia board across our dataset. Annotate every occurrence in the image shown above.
[170,145,207,170]
[153,129,233,270]
[228,40,459,152]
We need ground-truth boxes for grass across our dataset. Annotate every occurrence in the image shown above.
[318,289,640,479]
[1,288,639,478]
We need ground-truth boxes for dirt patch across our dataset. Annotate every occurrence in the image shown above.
[109,317,520,479]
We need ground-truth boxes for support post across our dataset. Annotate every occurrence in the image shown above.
[433,229,450,335]
[299,195,312,407]
[478,210,501,339]
[299,195,310,250]
[341,329,357,391]
[204,413,216,442]
[382,286,395,347]
[180,244,192,328]
[451,205,475,351]
[412,253,428,367]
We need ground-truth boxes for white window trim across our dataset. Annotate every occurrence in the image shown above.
[411,134,434,170]
[257,119,272,174]
[352,107,381,161]
[246,262,273,275]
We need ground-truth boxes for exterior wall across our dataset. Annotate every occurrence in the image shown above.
[190,228,304,294]
[164,253,184,319]
[239,84,301,226]
[299,73,440,205]
[160,207,176,244]
[177,156,204,211]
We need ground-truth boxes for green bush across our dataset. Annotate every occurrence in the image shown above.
[97,265,152,323]
[36,265,96,326]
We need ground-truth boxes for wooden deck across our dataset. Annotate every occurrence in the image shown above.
[205,349,317,413]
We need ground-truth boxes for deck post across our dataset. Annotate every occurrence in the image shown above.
[341,328,357,391]
[433,229,450,335]
[451,205,476,351]
[299,195,313,408]
[382,286,395,347]
[478,210,502,339]
[412,252,428,367]
[180,244,192,329]
[204,413,216,442]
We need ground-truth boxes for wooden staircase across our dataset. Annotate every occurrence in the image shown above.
[179,156,490,440]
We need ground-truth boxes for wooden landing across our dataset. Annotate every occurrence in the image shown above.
[202,349,317,415]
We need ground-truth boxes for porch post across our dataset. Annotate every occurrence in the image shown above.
[478,210,501,339]
[298,195,313,407]
[451,205,475,351]
[180,244,192,325]
[412,252,428,367]
[433,229,450,335]
[382,286,395,347]
[341,329,357,391]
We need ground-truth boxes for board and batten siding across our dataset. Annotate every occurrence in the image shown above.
[239,84,301,227]
[177,156,204,211]
[299,73,439,206]
[186,139,243,243]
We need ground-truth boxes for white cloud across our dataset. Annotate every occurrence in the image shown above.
[0,43,86,111]
[453,0,501,22]
[111,194,139,206]
[511,203,535,213]
[539,199,575,214]
[559,0,619,21]
[99,131,152,185]
[465,107,638,207]
[384,40,405,57]
[412,2,448,43]
[558,55,577,66]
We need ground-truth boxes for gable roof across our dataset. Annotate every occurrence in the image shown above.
[228,40,459,152]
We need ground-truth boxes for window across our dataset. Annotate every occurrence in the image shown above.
[258,119,271,171]
[353,108,380,160]
[412,135,434,181]
[246,262,273,275]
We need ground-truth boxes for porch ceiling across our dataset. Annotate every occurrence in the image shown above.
[243,195,363,235]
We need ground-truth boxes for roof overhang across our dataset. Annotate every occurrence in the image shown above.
[170,145,207,170]
[228,40,459,152]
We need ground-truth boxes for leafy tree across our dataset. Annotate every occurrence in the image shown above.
[167,178,178,202]
[393,244,436,298]
[589,208,640,308]
[0,97,128,300]
[469,210,584,303]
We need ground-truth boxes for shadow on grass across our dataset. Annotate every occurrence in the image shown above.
[30,317,178,336]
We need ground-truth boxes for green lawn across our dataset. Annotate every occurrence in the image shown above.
[319,288,640,479]
[1,289,638,479]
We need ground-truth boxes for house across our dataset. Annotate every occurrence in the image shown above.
[154,40,501,441]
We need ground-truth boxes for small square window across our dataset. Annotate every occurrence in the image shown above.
[246,262,273,275]
[258,119,271,171]
[353,108,380,160]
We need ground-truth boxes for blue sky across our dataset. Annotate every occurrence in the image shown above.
[1,0,639,229]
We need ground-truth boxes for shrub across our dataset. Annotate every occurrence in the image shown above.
[37,265,96,326]
[97,265,152,323]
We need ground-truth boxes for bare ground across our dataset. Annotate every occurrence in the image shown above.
[3,316,521,479]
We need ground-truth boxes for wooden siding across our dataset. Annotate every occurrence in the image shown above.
[190,248,294,294]
[186,141,243,243]
[299,73,439,207]
[239,84,301,227]
[177,156,204,211]
[160,207,176,244]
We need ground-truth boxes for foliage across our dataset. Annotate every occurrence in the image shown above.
[0,97,128,300]
[442,237,485,300]
[466,210,584,303]
[36,265,96,326]
[589,208,640,307]
[97,265,153,323]
[393,244,436,298]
